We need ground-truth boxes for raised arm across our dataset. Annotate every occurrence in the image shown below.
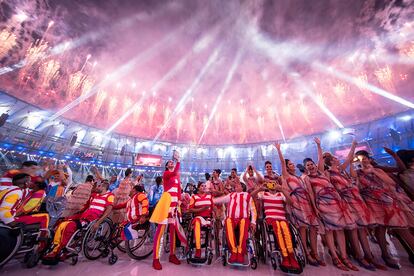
[275,142,289,178]
[340,140,357,171]
[252,166,264,183]
[212,194,230,205]
[163,162,181,182]
[314,137,324,173]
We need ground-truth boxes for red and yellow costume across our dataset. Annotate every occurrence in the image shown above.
[257,191,300,271]
[189,193,213,257]
[0,186,49,228]
[46,192,114,258]
[214,192,257,263]
[150,162,187,265]
[114,192,149,224]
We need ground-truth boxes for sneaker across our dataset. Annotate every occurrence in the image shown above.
[237,253,245,264]
[281,256,291,270]
[229,253,238,263]
[195,249,202,259]
[289,254,301,271]
[169,254,181,265]
[153,259,162,270]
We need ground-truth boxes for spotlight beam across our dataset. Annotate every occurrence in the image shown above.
[0,6,183,75]
[313,62,414,109]
[152,44,223,143]
[247,26,345,129]
[48,18,196,122]
[104,24,223,135]
[197,47,244,144]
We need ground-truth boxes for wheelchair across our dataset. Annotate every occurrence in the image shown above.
[185,216,215,265]
[260,218,306,274]
[163,212,192,260]
[0,222,51,268]
[220,220,258,270]
[42,217,115,265]
[124,220,153,260]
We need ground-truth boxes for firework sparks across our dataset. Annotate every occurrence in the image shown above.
[67,71,87,100]
[39,59,60,87]
[148,102,157,128]
[374,66,395,92]
[333,82,346,97]
[19,40,49,82]
[92,90,107,117]
[108,98,118,119]
[0,30,17,58]
[80,76,95,98]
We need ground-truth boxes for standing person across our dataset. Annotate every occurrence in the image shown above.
[242,164,263,193]
[323,142,381,270]
[263,161,282,187]
[225,168,240,194]
[206,169,224,195]
[304,138,357,271]
[149,176,164,212]
[112,168,134,224]
[150,154,186,270]
[62,175,94,218]
[356,150,414,269]
[274,142,321,266]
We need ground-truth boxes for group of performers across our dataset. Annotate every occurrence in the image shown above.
[1,138,414,273]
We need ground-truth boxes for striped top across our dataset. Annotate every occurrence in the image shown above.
[257,191,287,220]
[189,194,213,217]
[126,192,149,223]
[214,192,257,224]
[0,186,27,224]
[88,192,114,215]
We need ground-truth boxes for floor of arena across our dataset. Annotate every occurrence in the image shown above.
[1,235,413,276]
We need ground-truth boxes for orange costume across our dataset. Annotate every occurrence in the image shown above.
[214,192,256,264]
[189,193,213,258]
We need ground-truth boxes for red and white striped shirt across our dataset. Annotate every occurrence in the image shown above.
[189,194,213,218]
[214,192,257,224]
[88,192,114,215]
[257,191,287,221]
[127,192,149,223]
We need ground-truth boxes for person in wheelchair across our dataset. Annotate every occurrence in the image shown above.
[213,183,257,264]
[187,182,214,259]
[43,180,114,261]
[113,185,149,232]
[252,181,301,272]
[1,174,49,230]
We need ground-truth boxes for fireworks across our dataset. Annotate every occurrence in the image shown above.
[67,71,87,100]
[39,59,60,87]
[374,66,395,92]
[400,41,414,58]
[0,30,17,58]
[93,90,107,117]
[333,82,346,97]
[148,103,156,127]
[108,98,118,119]
[80,76,95,98]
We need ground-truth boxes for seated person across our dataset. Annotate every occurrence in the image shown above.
[0,174,49,250]
[252,181,300,271]
[213,184,257,264]
[15,180,47,217]
[43,181,114,261]
[188,182,214,259]
[113,185,149,226]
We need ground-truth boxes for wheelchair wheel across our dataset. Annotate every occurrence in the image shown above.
[24,251,40,268]
[108,254,118,265]
[207,252,213,265]
[291,226,306,268]
[126,226,153,260]
[164,227,170,253]
[0,225,22,268]
[270,256,277,270]
[260,222,267,264]
[70,255,78,266]
[250,257,258,270]
[82,219,113,260]
[117,240,127,253]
